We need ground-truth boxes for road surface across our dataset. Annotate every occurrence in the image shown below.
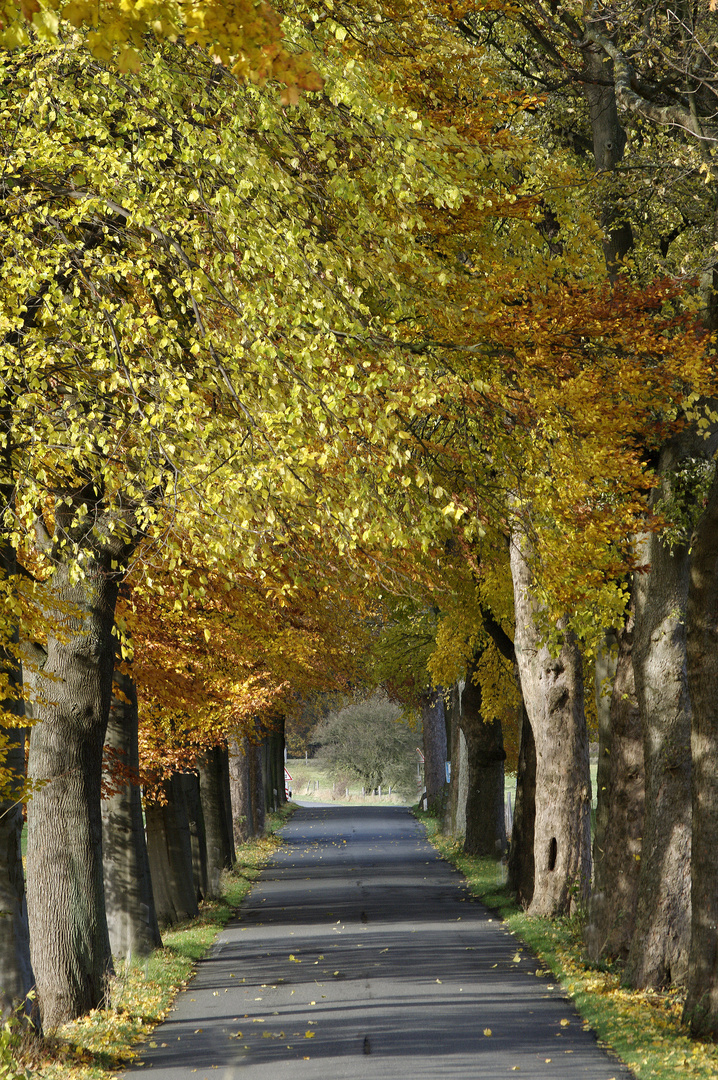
[120,805,633,1080]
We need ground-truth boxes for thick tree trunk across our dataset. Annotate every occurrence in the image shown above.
[461,661,506,858]
[228,736,254,845]
[145,775,199,926]
[102,669,161,960]
[199,745,235,899]
[507,701,536,908]
[510,535,591,917]
[585,609,644,964]
[421,689,447,813]
[683,465,718,1035]
[26,550,119,1028]
[625,443,695,989]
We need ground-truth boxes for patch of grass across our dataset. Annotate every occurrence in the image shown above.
[416,810,718,1080]
[25,807,293,1080]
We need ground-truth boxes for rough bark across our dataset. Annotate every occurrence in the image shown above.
[625,441,695,989]
[145,775,199,926]
[421,689,448,813]
[585,608,644,964]
[510,534,591,917]
[199,745,235,899]
[228,736,254,845]
[507,700,536,908]
[683,464,718,1035]
[26,542,120,1028]
[102,669,162,960]
[461,660,506,858]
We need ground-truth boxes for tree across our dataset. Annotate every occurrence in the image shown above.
[315,692,418,798]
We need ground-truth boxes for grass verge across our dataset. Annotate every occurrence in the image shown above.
[414,809,718,1080]
[23,804,295,1080]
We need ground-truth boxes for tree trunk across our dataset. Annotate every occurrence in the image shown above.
[102,669,162,960]
[199,745,235,899]
[250,739,266,836]
[592,629,618,884]
[625,442,695,989]
[145,775,199,926]
[444,683,464,836]
[228,736,254,844]
[178,771,208,903]
[507,700,536,908]
[26,549,119,1028]
[510,534,591,917]
[683,464,718,1035]
[421,689,447,813]
[582,44,633,280]
[219,743,236,865]
[585,608,644,964]
[461,660,506,858]
[0,529,34,1020]
[261,736,274,813]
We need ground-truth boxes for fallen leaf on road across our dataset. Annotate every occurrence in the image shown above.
[305,1032,315,1038]
[483,1028,492,1037]
[560,1019,570,1027]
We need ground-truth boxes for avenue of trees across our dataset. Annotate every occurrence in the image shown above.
[2,0,718,1051]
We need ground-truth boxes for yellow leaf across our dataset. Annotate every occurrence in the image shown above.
[483,1028,492,1037]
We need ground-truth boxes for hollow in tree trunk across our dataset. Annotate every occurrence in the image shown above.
[510,534,591,917]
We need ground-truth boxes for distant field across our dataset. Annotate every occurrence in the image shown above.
[286,758,414,806]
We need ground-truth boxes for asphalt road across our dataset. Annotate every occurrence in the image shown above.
[121,805,633,1080]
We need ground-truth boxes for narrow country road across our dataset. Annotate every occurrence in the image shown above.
[121,805,633,1080]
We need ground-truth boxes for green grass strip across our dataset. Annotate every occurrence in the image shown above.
[415,809,718,1080]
